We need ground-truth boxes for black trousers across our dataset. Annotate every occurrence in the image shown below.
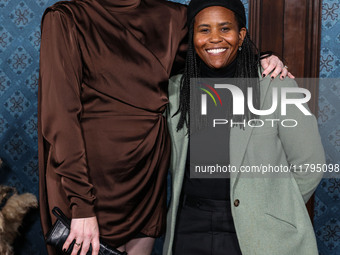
[173,195,242,255]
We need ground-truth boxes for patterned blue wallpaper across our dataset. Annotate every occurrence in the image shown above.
[0,0,338,255]
[314,0,340,254]
[0,0,47,254]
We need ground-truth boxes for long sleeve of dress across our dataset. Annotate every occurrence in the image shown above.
[171,4,188,76]
[39,9,96,218]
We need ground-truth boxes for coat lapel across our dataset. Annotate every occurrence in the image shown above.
[230,125,253,189]
[230,75,271,190]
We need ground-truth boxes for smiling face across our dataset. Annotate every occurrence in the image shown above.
[194,6,246,69]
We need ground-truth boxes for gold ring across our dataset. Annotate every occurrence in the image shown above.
[284,65,288,69]
[75,242,81,247]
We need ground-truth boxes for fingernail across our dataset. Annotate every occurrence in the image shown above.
[63,248,66,252]
[281,76,284,80]
[262,74,266,78]
[271,76,274,80]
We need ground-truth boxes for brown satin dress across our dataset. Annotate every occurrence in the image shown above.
[38,0,187,251]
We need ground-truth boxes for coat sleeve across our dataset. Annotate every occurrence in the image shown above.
[39,8,96,218]
[277,79,325,203]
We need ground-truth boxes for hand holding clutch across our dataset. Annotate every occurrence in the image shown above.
[45,207,127,255]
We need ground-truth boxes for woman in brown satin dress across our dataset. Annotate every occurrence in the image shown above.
[38,0,290,254]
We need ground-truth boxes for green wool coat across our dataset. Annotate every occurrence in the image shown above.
[163,73,325,255]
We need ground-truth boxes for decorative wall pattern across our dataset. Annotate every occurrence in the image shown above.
[314,0,340,254]
[0,0,48,254]
[0,0,338,255]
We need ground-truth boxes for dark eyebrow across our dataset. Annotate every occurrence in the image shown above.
[219,22,232,26]
[197,24,210,28]
[197,22,232,28]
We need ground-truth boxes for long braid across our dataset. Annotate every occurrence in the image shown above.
[234,31,261,122]
[176,20,198,131]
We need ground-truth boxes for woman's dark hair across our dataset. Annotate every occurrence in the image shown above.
[176,11,261,131]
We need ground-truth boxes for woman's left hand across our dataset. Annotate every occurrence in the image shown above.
[260,55,295,80]
[62,216,100,255]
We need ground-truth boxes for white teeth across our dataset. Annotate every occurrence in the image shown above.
[207,48,226,54]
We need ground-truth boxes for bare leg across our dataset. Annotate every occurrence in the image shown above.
[125,237,155,255]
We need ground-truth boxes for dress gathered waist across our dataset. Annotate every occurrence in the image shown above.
[81,111,166,118]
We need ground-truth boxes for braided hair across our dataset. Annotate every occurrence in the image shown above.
[176,12,261,131]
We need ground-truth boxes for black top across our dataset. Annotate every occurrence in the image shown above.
[182,58,236,200]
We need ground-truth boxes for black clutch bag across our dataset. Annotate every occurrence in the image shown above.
[45,207,127,255]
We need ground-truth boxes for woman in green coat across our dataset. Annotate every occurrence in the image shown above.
[164,0,325,254]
